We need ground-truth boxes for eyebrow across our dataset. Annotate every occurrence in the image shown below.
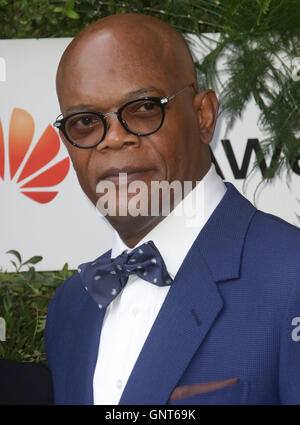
[126,86,159,98]
[65,104,95,114]
[65,86,162,114]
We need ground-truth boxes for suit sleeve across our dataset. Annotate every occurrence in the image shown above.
[44,282,65,369]
[44,290,55,369]
[279,276,300,404]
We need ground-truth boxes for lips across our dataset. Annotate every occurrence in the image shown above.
[99,166,153,185]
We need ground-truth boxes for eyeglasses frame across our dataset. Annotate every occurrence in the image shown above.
[53,83,195,149]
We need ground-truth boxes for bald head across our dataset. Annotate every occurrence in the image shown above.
[56,13,197,107]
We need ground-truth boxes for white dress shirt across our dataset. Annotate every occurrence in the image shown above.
[93,163,227,404]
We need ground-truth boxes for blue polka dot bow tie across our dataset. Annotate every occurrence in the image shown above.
[78,240,173,309]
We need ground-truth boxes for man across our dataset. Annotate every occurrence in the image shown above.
[45,13,300,405]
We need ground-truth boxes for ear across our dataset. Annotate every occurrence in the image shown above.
[193,89,219,144]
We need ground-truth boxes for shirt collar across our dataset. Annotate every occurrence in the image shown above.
[111,163,227,279]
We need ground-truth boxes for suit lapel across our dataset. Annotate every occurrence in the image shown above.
[119,182,257,404]
[119,245,223,404]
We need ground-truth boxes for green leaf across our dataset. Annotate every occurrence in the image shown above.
[27,266,35,282]
[23,256,43,266]
[32,281,42,290]
[3,294,12,314]
[6,250,22,264]
[62,262,69,272]
[10,277,26,286]
[36,315,46,333]
[66,0,75,8]
[12,285,25,293]
[42,278,59,287]
[10,260,18,271]
[65,9,80,19]
[53,7,64,13]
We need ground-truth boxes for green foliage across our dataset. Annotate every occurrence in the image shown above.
[195,1,300,187]
[6,249,43,272]
[0,0,221,38]
[0,0,86,38]
[0,250,76,364]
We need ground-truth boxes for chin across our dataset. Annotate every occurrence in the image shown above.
[96,189,150,217]
[110,215,164,243]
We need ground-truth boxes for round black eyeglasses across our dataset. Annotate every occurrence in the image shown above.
[53,84,194,149]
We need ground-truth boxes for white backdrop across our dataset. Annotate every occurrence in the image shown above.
[0,37,299,271]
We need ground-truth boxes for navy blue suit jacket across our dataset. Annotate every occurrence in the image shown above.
[45,182,300,404]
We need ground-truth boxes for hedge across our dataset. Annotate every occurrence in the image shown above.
[0,251,76,364]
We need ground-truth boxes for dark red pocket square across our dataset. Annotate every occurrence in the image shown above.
[169,377,240,402]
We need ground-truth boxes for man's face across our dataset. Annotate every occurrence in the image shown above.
[57,30,209,228]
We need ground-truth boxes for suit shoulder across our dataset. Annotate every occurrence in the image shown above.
[48,272,84,315]
[250,209,300,243]
[45,272,90,351]
[245,209,300,278]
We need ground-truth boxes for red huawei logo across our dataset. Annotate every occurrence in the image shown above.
[0,108,70,203]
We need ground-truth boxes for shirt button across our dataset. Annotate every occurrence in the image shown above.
[116,379,123,390]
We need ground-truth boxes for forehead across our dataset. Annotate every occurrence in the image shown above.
[58,30,177,110]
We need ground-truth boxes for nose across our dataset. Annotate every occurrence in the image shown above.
[96,112,140,151]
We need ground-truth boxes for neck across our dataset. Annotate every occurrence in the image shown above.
[109,214,166,248]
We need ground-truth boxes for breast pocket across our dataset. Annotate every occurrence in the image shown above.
[168,380,250,405]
